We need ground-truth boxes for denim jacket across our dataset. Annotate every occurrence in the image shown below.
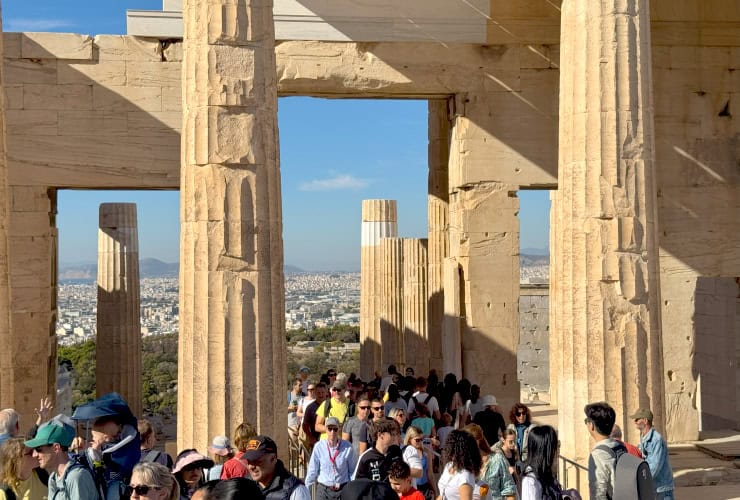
[482,452,517,499]
[638,428,674,493]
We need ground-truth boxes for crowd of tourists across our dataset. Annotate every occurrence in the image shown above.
[0,364,674,500]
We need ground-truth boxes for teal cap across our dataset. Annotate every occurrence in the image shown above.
[24,415,75,448]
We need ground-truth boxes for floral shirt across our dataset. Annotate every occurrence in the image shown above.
[481,453,517,500]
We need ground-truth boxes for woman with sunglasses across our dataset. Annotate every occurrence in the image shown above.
[403,426,437,500]
[507,404,535,462]
[128,462,179,500]
[0,438,47,500]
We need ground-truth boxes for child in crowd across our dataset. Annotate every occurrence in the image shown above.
[436,413,454,450]
[388,460,424,500]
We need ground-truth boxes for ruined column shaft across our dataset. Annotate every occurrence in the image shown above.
[556,0,664,465]
[360,200,397,379]
[403,239,429,375]
[380,238,403,369]
[427,99,450,373]
[548,190,561,408]
[180,0,284,452]
[97,203,142,416]
[442,258,461,376]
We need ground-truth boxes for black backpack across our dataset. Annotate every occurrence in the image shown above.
[408,394,432,421]
[595,443,655,500]
[323,397,356,420]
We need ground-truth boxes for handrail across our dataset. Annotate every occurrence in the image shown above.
[558,454,588,490]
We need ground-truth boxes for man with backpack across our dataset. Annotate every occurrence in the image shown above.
[26,415,99,500]
[315,381,355,440]
[631,408,674,499]
[406,378,440,422]
[586,402,655,500]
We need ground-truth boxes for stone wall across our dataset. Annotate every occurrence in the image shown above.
[518,285,549,401]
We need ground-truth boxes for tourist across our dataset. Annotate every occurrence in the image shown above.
[173,450,213,499]
[507,403,535,462]
[387,408,407,442]
[464,385,484,423]
[305,417,356,499]
[439,374,459,419]
[384,385,408,415]
[472,396,506,447]
[436,413,454,451]
[26,415,99,500]
[464,424,516,500]
[298,366,311,394]
[193,478,264,500]
[492,429,519,485]
[0,410,20,449]
[296,383,317,425]
[128,462,179,500]
[288,378,304,434]
[436,430,481,500]
[452,379,472,427]
[407,378,441,422]
[584,402,620,500]
[631,408,674,499]
[220,421,257,479]
[402,426,436,499]
[302,383,328,453]
[369,398,387,441]
[138,419,174,468]
[609,425,642,458]
[342,396,371,457]
[405,367,415,378]
[326,369,338,387]
[316,381,353,440]
[0,438,48,500]
[353,419,402,481]
[206,435,234,481]
[380,365,398,395]
[242,435,310,500]
[520,425,563,500]
[388,461,424,500]
[409,404,436,440]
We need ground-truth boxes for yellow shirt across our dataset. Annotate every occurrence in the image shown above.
[316,398,349,440]
[0,471,48,500]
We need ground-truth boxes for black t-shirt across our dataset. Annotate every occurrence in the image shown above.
[354,445,402,482]
[473,409,506,447]
[303,400,321,440]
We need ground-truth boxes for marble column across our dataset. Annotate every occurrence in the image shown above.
[0,4,15,409]
[427,99,450,373]
[548,190,560,408]
[179,0,285,453]
[442,257,461,376]
[403,238,429,375]
[360,200,397,379]
[555,0,664,467]
[96,203,142,416]
[380,238,404,370]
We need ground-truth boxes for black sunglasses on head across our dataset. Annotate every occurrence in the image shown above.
[127,485,160,496]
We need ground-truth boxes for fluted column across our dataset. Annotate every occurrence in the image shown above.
[0,3,15,410]
[548,190,560,407]
[427,99,450,373]
[380,238,404,369]
[97,203,142,416]
[555,0,664,468]
[403,239,429,375]
[180,0,284,453]
[360,200,397,379]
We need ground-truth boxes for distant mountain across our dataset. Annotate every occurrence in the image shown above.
[60,260,306,278]
[284,264,305,274]
[140,258,179,277]
[521,247,549,256]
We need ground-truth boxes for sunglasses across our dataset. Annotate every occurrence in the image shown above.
[127,485,161,496]
[412,437,423,443]
[308,387,316,391]
[359,406,370,410]
[516,411,527,416]
[328,373,337,377]
[372,407,384,411]
[327,427,339,432]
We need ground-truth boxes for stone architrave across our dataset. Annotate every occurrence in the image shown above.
[554,0,665,468]
[0,3,15,410]
[380,237,403,370]
[427,99,450,373]
[96,203,142,416]
[179,0,285,453]
[360,200,397,379]
[402,238,429,375]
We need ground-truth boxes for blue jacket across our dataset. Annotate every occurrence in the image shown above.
[638,428,674,493]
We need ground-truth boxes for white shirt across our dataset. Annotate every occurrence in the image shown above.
[438,463,475,500]
[408,391,440,417]
[403,445,423,487]
[289,484,311,500]
[520,475,542,500]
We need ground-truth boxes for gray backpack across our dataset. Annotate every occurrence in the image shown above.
[596,443,655,500]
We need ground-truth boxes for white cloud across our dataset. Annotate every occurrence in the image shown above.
[299,174,370,192]
[4,18,76,32]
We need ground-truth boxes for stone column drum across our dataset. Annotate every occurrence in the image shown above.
[96,203,142,416]
[380,237,404,370]
[554,0,665,470]
[360,200,397,379]
[403,238,429,375]
[179,0,285,452]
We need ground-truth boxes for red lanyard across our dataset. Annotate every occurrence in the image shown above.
[327,441,341,472]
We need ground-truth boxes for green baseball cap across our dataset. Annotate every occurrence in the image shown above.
[629,408,654,421]
[24,416,75,448]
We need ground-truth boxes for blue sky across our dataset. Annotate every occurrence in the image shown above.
[4,0,550,271]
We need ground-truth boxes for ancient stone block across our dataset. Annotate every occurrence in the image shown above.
[93,85,162,112]
[57,110,128,136]
[126,60,181,87]
[21,33,93,60]
[23,84,92,111]
[4,58,57,85]
[5,109,58,136]
[58,60,127,86]
[3,32,21,59]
